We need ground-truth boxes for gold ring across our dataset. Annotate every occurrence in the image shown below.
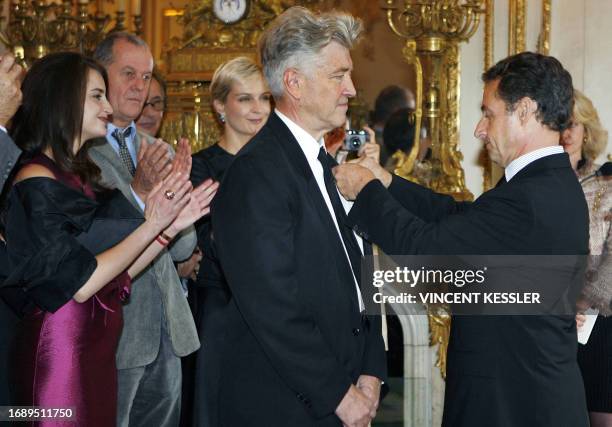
[164,190,175,200]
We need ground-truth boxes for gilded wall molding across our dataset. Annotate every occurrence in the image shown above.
[484,0,494,70]
[439,43,472,201]
[537,0,551,55]
[393,40,423,183]
[508,0,526,55]
[482,0,494,191]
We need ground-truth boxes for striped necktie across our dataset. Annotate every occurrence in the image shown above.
[112,127,136,176]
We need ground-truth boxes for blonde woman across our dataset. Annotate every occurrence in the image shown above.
[190,56,271,426]
[561,89,611,427]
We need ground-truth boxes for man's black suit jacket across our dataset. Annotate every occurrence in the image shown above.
[210,113,387,426]
[347,153,590,427]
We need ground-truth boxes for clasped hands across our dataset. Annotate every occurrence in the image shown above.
[141,138,218,239]
[335,375,382,427]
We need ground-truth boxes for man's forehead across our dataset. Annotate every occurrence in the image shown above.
[481,79,500,104]
[320,45,353,72]
[111,40,153,70]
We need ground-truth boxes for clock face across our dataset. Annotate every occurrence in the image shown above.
[213,0,249,24]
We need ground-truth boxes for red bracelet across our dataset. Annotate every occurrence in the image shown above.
[160,231,173,242]
[156,235,169,247]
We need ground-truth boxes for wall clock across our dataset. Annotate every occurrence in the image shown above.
[213,0,249,24]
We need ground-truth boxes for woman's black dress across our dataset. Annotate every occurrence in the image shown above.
[190,143,235,427]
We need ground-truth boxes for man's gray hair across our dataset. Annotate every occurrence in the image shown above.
[93,32,149,66]
[258,6,362,98]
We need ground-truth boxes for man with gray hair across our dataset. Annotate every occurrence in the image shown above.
[89,32,201,426]
[210,6,386,427]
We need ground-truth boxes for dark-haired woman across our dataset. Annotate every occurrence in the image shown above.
[3,52,217,426]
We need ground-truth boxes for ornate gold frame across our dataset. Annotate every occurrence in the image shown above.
[482,0,494,191]
[158,0,322,151]
[383,0,481,201]
[508,0,526,55]
[537,0,551,55]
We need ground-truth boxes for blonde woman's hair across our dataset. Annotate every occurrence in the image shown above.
[210,56,264,103]
[573,89,608,161]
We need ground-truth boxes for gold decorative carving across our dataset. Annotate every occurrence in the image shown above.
[428,304,451,379]
[393,40,423,183]
[482,0,494,191]
[382,0,484,380]
[437,43,472,200]
[537,0,551,55]
[508,0,526,55]
[484,0,493,71]
[160,0,322,150]
[159,81,221,153]
[0,0,141,66]
[382,0,481,200]
[164,0,321,79]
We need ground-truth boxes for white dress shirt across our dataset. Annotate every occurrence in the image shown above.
[505,145,564,182]
[275,109,365,311]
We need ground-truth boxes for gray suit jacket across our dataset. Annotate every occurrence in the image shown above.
[88,131,199,369]
[0,130,20,190]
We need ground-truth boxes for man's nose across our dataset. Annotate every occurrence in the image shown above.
[132,77,147,92]
[344,76,356,98]
[474,118,486,140]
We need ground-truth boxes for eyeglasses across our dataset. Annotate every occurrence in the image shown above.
[143,97,165,112]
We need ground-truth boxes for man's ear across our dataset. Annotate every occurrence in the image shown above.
[517,97,537,125]
[283,68,302,100]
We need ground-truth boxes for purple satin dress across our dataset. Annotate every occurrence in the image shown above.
[10,155,131,426]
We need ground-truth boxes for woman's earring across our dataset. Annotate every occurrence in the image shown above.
[219,113,226,123]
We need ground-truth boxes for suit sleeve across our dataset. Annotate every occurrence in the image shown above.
[348,179,530,255]
[582,221,612,315]
[213,155,354,418]
[387,174,471,221]
[0,130,21,192]
[168,226,197,262]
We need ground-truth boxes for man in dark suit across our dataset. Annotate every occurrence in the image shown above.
[334,52,590,426]
[0,53,23,405]
[209,7,386,427]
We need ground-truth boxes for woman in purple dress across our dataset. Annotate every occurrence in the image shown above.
[2,52,217,426]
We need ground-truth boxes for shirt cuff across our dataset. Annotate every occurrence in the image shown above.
[0,125,6,134]
[130,185,146,211]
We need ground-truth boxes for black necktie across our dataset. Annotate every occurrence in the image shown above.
[317,147,363,284]
[112,127,136,176]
